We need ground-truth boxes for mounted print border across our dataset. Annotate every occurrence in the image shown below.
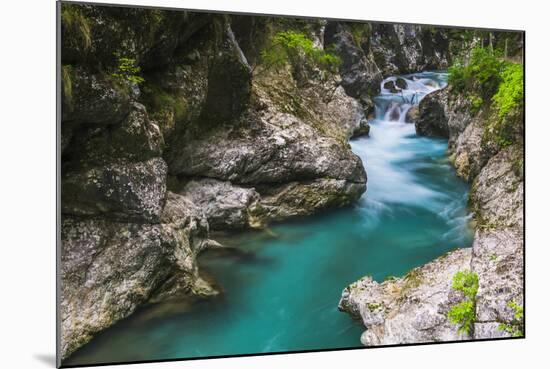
[57,1,525,367]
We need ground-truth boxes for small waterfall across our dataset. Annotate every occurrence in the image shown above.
[377,72,448,122]
[351,71,453,211]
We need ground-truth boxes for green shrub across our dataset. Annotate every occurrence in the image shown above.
[450,47,523,149]
[451,270,479,299]
[348,23,371,47]
[260,30,341,72]
[448,300,476,334]
[111,56,145,85]
[447,270,479,334]
[498,300,524,337]
[448,47,505,112]
[493,63,524,118]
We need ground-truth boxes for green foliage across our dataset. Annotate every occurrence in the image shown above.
[492,63,524,118]
[111,56,145,85]
[447,270,479,334]
[449,47,504,99]
[450,47,524,149]
[348,23,371,47]
[452,270,479,299]
[498,300,524,337]
[448,300,476,334]
[61,4,92,51]
[260,30,341,72]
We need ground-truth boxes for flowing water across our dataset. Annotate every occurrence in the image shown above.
[66,72,474,365]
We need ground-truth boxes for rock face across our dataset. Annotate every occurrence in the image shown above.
[324,22,382,115]
[370,24,450,75]
[60,5,375,360]
[60,192,217,359]
[341,77,524,345]
[339,249,472,345]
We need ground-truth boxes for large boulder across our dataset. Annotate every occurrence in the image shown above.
[62,158,168,222]
[62,66,131,126]
[252,179,365,227]
[472,228,524,339]
[65,102,164,166]
[469,146,523,227]
[178,179,260,230]
[415,87,450,137]
[167,115,366,187]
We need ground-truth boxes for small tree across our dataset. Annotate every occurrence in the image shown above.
[447,270,479,335]
[111,55,145,85]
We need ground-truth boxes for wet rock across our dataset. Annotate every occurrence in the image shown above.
[350,119,371,138]
[383,80,398,93]
[339,249,473,345]
[415,88,450,137]
[251,178,366,227]
[395,77,408,90]
[405,106,419,123]
[62,158,168,222]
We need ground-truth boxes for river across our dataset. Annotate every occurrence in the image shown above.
[65,71,474,365]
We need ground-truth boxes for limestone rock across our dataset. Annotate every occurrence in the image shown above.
[415,87,450,137]
[62,158,168,222]
[339,249,472,345]
[178,179,260,230]
[60,191,217,360]
[62,66,131,126]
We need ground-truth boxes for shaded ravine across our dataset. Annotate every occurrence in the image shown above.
[65,72,474,365]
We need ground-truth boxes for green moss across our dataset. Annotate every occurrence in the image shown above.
[367,302,382,311]
[140,83,188,133]
[452,270,479,299]
[62,65,73,107]
[449,47,504,99]
[447,270,479,335]
[448,300,476,334]
[61,4,92,51]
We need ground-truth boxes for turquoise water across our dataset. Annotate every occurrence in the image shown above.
[65,72,473,365]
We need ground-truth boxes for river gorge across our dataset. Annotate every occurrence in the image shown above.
[59,4,524,366]
[65,72,475,365]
